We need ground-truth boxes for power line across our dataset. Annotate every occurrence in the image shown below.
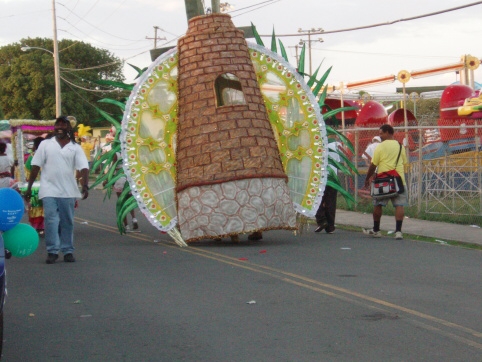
[63,0,80,23]
[62,71,128,92]
[58,27,148,49]
[57,19,144,46]
[259,1,482,37]
[0,9,50,19]
[60,75,121,93]
[79,0,102,20]
[58,3,145,43]
[60,61,122,72]
[230,0,282,18]
[310,47,462,60]
[228,0,280,13]
[94,0,129,24]
[60,76,112,114]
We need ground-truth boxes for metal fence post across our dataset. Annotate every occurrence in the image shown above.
[417,127,423,216]
[476,121,481,215]
[354,128,359,210]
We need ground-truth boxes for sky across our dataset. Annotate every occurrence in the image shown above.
[1,0,481,97]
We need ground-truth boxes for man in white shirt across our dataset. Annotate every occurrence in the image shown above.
[362,136,381,166]
[25,116,89,264]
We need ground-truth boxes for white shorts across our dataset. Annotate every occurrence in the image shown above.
[113,176,127,194]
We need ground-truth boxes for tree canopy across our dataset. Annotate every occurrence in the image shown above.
[0,38,129,125]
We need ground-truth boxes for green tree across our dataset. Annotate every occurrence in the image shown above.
[0,38,128,125]
[404,98,440,125]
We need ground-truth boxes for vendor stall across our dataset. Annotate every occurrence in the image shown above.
[9,120,55,182]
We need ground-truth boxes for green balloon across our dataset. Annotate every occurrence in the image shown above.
[3,223,39,258]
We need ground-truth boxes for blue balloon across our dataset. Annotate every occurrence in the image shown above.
[0,188,25,231]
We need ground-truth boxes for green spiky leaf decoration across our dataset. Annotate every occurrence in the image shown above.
[270,27,277,53]
[90,66,140,234]
[251,22,264,47]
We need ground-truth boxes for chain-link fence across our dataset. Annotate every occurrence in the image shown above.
[336,123,482,227]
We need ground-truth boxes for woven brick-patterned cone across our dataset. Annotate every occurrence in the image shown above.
[176,13,296,242]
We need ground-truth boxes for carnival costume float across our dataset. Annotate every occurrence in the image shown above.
[92,7,356,246]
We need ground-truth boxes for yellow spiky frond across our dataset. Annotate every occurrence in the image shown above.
[77,124,92,137]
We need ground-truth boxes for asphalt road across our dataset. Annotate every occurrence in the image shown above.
[2,189,482,361]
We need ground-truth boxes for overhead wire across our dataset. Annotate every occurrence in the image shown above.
[62,0,80,23]
[79,0,102,20]
[98,0,130,23]
[57,2,145,43]
[0,9,50,20]
[55,1,166,66]
[230,0,282,17]
[60,76,112,113]
[58,21,144,47]
[308,46,461,60]
[251,0,482,85]
[60,75,121,93]
[60,61,122,72]
[59,29,149,52]
[228,0,280,13]
[259,1,482,37]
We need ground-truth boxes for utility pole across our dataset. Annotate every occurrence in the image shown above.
[146,26,167,49]
[286,45,300,66]
[298,28,323,76]
[52,0,61,117]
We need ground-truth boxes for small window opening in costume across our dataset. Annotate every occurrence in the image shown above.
[214,73,246,106]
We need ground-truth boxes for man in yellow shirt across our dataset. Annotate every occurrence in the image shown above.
[364,124,408,240]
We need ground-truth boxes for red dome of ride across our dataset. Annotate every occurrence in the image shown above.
[355,100,388,126]
[388,108,417,126]
[321,98,361,127]
[440,84,475,118]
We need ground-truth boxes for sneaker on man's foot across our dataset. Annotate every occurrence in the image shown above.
[64,253,76,263]
[326,228,335,234]
[363,228,382,238]
[125,224,140,233]
[46,253,58,264]
[314,221,328,233]
[395,231,403,240]
[132,218,139,230]
[314,225,325,233]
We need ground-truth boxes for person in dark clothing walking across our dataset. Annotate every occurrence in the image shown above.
[314,141,341,234]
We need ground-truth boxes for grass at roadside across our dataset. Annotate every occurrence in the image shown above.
[337,194,482,227]
[335,223,482,251]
